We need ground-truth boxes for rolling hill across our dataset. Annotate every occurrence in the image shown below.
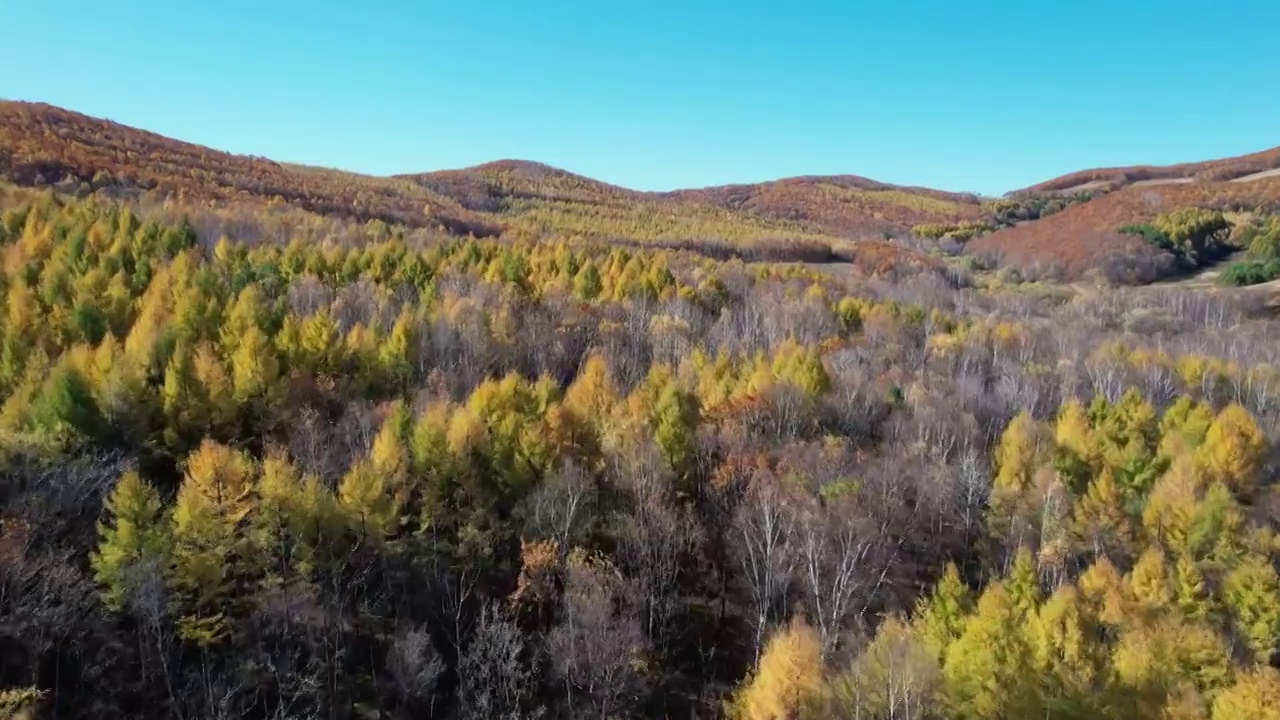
[0,101,983,254]
[973,155,1280,279]
[665,176,984,238]
[4,100,1279,281]
[402,160,987,240]
[402,159,641,212]
[1019,145,1280,195]
[400,160,844,257]
[0,101,501,236]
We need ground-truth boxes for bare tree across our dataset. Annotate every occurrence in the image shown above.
[286,274,335,317]
[125,557,182,716]
[386,626,445,719]
[332,278,393,333]
[732,472,797,662]
[181,655,247,720]
[548,553,649,719]
[830,618,941,720]
[521,460,596,555]
[613,446,702,649]
[457,605,541,720]
[794,496,883,661]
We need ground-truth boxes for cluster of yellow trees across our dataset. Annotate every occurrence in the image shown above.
[0,197,739,453]
[729,391,1280,720]
[0,193,928,464]
[909,221,993,242]
[7,192,1280,719]
[504,195,838,250]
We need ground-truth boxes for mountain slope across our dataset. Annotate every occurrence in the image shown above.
[1,101,964,254]
[6,99,1279,281]
[403,161,986,244]
[666,176,985,238]
[402,161,844,254]
[971,176,1280,279]
[1019,146,1280,195]
[0,101,500,236]
[967,146,1280,279]
[401,159,640,212]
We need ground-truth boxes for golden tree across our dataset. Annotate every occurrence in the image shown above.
[726,618,826,720]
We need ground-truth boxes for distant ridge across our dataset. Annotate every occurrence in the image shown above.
[0,100,984,243]
[664,176,984,238]
[1018,146,1280,195]
[974,164,1280,278]
[0,100,501,236]
[4,99,1280,278]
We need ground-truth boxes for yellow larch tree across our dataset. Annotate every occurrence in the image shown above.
[92,470,168,611]
[1212,667,1280,720]
[1196,404,1267,497]
[942,582,1042,720]
[725,618,826,720]
[169,440,258,644]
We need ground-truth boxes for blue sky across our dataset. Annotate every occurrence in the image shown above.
[3,1,1278,195]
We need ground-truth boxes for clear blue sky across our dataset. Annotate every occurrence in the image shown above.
[3,1,1278,195]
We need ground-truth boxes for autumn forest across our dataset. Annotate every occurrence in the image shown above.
[2,103,1280,720]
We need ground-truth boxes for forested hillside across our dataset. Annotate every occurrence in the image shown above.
[969,147,1280,282]
[1,101,982,262]
[4,100,1280,720]
[11,100,1280,286]
[1020,146,1280,194]
[0,177,1279,720]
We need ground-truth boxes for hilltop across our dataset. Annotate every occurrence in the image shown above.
[402,159,641,212]
[400,158,985,248]
[398,160,833,259]
[664,176,984,238]
[406,159,988,240]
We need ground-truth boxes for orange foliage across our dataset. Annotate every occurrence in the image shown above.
[971,179,1280,279]
[1021,146,1280,194]
[669,175,984,238]
[0,101,500,236]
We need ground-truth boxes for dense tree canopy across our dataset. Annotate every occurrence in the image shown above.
[1,189,1279,719]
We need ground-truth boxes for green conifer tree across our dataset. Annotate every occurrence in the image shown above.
[914,562,975,661]
[943,582,1042,720]
[92,471,168,611]
[1222,555,1280,664]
